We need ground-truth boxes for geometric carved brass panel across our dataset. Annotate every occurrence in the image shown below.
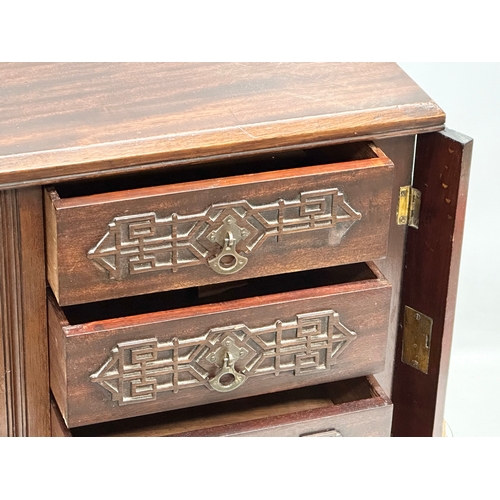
[90,310,357,405]
[87,187,362,279]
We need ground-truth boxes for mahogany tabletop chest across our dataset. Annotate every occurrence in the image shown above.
[0,63,472,437]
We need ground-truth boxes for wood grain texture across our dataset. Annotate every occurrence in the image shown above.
[57,376,392,437]
[0,63,444,189]
[0,273,6,436]
[46,145,394,305]
[391,129,472,437]
[50,398,71,437]
[0,187,50,436]
[49,264,391,428]
[372,135,415,396]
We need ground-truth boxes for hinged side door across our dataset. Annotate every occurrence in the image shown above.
[391,129,473,437]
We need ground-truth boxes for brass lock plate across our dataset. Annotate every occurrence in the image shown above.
[402,306,433,374]
[207,215,249,275]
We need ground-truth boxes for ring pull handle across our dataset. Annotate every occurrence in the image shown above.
[300,429,343,437]
[207,216,249,275]
[207,337,247,392]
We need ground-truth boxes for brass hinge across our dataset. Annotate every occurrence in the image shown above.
[397,186,421,229]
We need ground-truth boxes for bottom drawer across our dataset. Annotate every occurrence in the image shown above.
[51,376,393,437]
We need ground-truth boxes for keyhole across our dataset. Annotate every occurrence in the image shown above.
[219,255,237,269]
[219,373,236,386]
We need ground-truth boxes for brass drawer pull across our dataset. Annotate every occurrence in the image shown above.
[207,215,249,275]
[300,428,342,437]
[207,337,247,392]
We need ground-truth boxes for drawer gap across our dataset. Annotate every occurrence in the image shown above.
[61,262,379,325]
[53,142,379,199]
[325,377,378,404]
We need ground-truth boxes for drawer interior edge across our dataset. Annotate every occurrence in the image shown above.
[48,141,384,202]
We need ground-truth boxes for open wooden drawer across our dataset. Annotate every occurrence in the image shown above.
[44,142,394,306]
[51,375,393,437]
[49,262,391,428]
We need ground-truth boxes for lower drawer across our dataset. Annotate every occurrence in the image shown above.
[52,376,393,437]
[49,262,391,428]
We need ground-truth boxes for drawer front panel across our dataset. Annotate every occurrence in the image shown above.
[46,150,394,306]
[49,268,391,428]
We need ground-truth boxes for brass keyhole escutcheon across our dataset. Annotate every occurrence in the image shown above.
[207,216,249,275]
[207,337,247,392]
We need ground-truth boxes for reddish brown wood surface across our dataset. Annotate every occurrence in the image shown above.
[58,376,392,437]
[372,135,414,397]
[46,144,394,305]
[50,398,71,437]
[0,187,50,436]
[0,63,444,189]
[391,129,472,437]
[49,263,391,427]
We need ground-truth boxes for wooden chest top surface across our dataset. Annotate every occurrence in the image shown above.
[0,63,444,188]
